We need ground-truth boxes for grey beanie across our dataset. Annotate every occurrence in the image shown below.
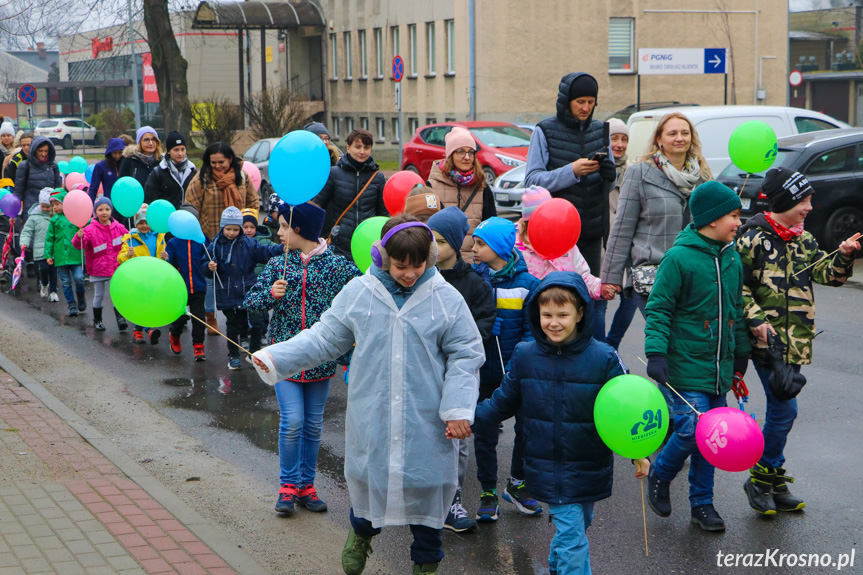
[304,122,329,137]
[220,206,243,228]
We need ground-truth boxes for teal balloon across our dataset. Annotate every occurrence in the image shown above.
[67,156,88,174]
[112,177,144,218]
[594,375,670,459]
[269,130,331,205]
[146,200,175,234]
[167,210,206,244]
[728,121,779,174]
[110,257,188,327]
[58,161,70,175]
[350,216,388,273]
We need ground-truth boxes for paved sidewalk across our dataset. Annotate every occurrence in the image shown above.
[0,367,264,575]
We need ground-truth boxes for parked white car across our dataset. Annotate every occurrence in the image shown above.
[626,105,850,174]
[34,118,99,150]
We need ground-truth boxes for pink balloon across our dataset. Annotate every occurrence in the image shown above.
[696,407,764,472]
[63,190,94,228]
[65,172,87,191]
[242,161,262,192]
[74,183,89,192]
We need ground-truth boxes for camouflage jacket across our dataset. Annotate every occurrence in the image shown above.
[736,213,854,365]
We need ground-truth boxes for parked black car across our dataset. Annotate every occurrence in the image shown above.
[717,128,863,250]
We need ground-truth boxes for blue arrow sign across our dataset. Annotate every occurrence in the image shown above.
[704,49,727,74]
[18,84,37,105]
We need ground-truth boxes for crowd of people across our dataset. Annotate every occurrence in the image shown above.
[0,69,857,575]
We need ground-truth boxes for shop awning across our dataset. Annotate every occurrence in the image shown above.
[192,1,324,30]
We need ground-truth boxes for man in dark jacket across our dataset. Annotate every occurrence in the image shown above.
[14,135,61,218]
[145,131,197,209]
[524,72,617,275]
[313,128,387,261]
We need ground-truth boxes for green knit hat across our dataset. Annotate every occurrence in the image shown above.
[690,181,741,229]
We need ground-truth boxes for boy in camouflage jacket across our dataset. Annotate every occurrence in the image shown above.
[736,167,859,516]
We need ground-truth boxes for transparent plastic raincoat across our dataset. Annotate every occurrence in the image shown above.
[252,270,484,528]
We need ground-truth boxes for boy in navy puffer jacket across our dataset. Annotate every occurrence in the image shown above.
[202,206,283,370]
[166,205,209,361]
[471,216,540,521]
[472,272,649,575]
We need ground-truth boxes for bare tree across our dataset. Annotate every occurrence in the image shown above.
[189,96,242,145]
[713,0,738,105]
[0,52,35,100]
[142,0,192,135]
[245,87,309,140]
[0,0,85,49]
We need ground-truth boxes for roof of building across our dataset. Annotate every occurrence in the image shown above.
[2,50,59,74]
[790,30,848,41]
[192,1,324,29]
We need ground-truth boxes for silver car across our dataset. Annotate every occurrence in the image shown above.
[492,164,526,213]
[242,138,280,210]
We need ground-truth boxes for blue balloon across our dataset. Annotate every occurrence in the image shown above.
[85,164,95,184]
[268,130,331,205]
[167,210,206,244]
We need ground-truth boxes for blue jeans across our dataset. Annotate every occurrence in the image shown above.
[548,502,594,575]
[653,391,727,507]
[204,276,215,313]
[752,358,798,468]
[275,378,331,486]
[349,508,443,566]
[56,265,85,306]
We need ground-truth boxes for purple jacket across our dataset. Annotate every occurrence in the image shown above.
[72,219,128,277]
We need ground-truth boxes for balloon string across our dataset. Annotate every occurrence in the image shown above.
[283,206,293,281]
[737,173,751,197]
[188,313,253,357]
[641,477,649,556]
[203,244,224,288]
[636,356,702,415]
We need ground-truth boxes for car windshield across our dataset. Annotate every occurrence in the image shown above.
[718,150,800,179]
[469,126,531,148]
[38,120,58,128]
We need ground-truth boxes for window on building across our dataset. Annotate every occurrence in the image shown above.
[408,24,417,76]
[391,26,400,60]
[347,117,355,133]
[426,117,437,125]
[427,22,436,75]
[345,32,353,79]
[330,34,338,79]
[375,28,383,77]
[361,117,369,131]
[392,118,400,142]
[608,18,634,74]
[359,30,368,78]
[376,118,386,142]
[446,20,455,74]
[409,117,419,136]
[332,116,340,140]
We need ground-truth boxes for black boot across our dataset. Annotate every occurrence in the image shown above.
[691,504,726,531]
[773,467,805,512]
[114,308,128,331]
[647,469,671,517]
[743,462,777,515]
[93,307,105,331]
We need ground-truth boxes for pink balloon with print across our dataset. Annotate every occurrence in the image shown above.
[63,190,94,228]
[242,161,262,192]
[695,407,764,472]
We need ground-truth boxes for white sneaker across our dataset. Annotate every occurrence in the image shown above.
[40,285,48,298]
[49,292,59,302]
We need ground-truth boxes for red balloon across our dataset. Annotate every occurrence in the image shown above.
[528,198,581,260]
[383,171,424,215]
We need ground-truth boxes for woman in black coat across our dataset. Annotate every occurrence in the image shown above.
[144,131,197,209]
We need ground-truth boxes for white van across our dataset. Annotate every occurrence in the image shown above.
[625,106,850,175]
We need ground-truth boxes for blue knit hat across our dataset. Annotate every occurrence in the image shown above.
[428,206,469,255]
[473,216,516,260]
[94,196,113,211]
[220,206,243,228]
[136,126,158,145]
[277,202,326,241]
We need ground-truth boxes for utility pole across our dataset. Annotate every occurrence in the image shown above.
[129,0,141,129]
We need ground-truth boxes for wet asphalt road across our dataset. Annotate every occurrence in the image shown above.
[2,269,862,574]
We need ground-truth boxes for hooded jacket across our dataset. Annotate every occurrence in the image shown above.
[118,145,159,190]
[439,257,496,341]
[14,136,61,215]
[118,228,167,263]
[427,162,496,259]
[144,157,197,209]
[644,226,751,395]
[89,138,125,201]
[165,236,208,294]
[72,218,128,277]
[44,212,82,266]
[19,203,52,260]
[312,154,388,260]
[528,73,616,243]
[474,272,627,504]
[202,231,283,309]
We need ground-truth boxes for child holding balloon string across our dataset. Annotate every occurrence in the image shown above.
[118,203,167,340]
[45,190,86,316]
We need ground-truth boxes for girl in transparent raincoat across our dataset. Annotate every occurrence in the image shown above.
[252,214,484,575]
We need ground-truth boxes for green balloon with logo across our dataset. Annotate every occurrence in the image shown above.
[728,120,778,174]
[594,375,669,459]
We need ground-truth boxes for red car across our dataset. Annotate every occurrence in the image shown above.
[401,121,530,185]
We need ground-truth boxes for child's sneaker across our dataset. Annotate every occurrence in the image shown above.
[49,292,59,302]
[133,330,145,344]
[275,483,298,515]
[39,284,48,298]
[149,328,161,345]
[412,564,439,574]
[502,478,542,515]
[475,490,499,522]
[228,357,242,370]
[443,490,476,533]
[244,354,255,365]
[68,304,79,317]
[341,527,373,575]
[169,334,182,354]
[193,344,206,361]
[297,484,327,512]
[114,309,128,331]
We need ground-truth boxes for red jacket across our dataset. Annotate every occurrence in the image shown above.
[72,219,127,277]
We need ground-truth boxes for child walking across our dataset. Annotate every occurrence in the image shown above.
[471,216,540,521]
[427,206,495,533]
[20,187,58,300]
[118,204,166,339]
[644,181,751,531]
[165,205,208,361]
[243,207,277,353]
[251,214,484,575]
[73,197,129,332]
[473,272,648,575]
[244,202,361,516]
[203,206,282,370]
[44,190,86,316]
[737,168,859,515]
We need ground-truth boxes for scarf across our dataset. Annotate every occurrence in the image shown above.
[168,159,192,187]
[653,152,701,194]
[437,160,476,188]
[489,251,518,279]
[764,211,804,241]
[213,168,243,208]
[0,143,10,156]
[134,152,158,167]
[614,154,628,188]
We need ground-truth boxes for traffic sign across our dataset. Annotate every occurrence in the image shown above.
[703,49,727,74]
[18,84,37,105]
[392,55,404,82]
[789,70,803,87]
[638,48,727,75]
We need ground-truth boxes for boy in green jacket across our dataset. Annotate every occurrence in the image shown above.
[643,181,751,532]
[44,189,86,316]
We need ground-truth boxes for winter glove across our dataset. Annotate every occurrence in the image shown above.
[491,317,503,337]
[734,356,749,378]
[646,355,668,385]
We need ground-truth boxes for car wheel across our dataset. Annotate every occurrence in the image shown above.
[62,135,73,150]
[824,205,863,251]
[259,180,274,212]
[404,164,420,175]
[482,166,497,187]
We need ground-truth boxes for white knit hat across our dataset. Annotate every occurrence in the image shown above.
[0,123,14,137]
[38,187,53,205]
[608,118,629,138]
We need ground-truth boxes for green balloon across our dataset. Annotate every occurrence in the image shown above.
[728,120,778,174]
[110,257,188,327]
[58,161,70,175]
[112,177,145,218]
[350,216,389,273]
[67,156,88,174]
[146,199,175,233]
[594,375,669,459]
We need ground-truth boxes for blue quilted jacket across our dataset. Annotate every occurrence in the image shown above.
[202,231,283,309]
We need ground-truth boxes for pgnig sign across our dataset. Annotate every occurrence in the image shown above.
[638,48,727,76]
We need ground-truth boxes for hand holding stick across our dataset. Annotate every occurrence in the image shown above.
[792,232,861,278]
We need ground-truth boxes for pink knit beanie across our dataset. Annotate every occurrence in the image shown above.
[445,127,476,159]
[521,186,552,221]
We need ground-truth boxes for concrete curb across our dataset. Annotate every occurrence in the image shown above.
[0,349,271,575]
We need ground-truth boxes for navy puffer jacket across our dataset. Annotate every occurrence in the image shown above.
[201,232,283,309]
[474,272,627,504]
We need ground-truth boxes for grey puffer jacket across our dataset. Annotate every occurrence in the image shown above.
[14,136,61,216]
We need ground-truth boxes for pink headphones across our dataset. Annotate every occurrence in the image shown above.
[370,222,439,270]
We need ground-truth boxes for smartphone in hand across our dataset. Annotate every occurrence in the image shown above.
[589,152,607,162]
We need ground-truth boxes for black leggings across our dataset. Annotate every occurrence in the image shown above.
[37,260,57,292]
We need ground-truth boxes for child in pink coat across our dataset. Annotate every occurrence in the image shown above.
[516,186,602,299]
[72,197,129,332]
